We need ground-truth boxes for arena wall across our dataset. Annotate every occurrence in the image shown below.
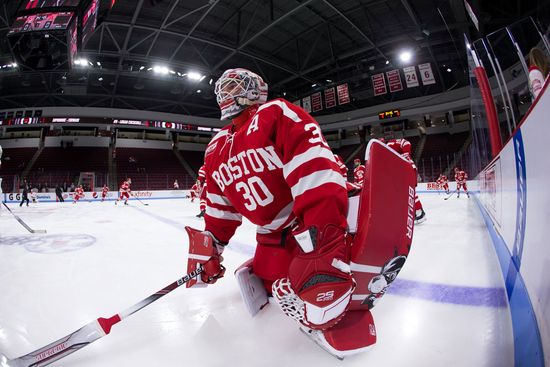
[475,80,549,366]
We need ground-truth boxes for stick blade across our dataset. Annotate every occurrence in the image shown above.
[32,230,47,234]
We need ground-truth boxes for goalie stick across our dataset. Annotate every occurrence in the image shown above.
[1,202,47,234]
[0,267,204,367]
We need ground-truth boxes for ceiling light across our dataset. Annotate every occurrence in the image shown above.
[97,61,101,66]
[209,78,213,85]
[446,68,452,73]
[11,62,18,68]
[326,79,332,83]
[311,83,317,88]
[153,65,169,75]
[98,77,104,81]
[139,66,145,71]
[187,71,202,81]
[385,60,390,65]
[74,58,88,66]
[196,89,202,93]
[399,51,412,63]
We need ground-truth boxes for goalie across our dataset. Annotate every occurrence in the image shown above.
[186,68,415,359]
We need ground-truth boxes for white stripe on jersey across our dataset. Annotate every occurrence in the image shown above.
[283,145,335,179]
[188,254,211,261]
[258,100,302,122]
[256,202,294,234]
[208,129,230,146]
[206,206,243,222]
[207,192,232,206]
[290,169,346,199]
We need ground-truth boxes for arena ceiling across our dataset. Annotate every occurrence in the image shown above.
[0,0,548,118]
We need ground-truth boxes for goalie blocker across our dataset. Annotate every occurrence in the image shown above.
[185,140,416,359]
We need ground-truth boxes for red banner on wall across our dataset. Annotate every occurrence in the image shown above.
[371,73,387,96]
[337,84,350,104]
[386,69,403,92]
[312,92,323,112]
[324,88,336,109]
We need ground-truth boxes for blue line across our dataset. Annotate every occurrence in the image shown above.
[474,195,544,366]
[512,130,527,268]
[387,278,507,307]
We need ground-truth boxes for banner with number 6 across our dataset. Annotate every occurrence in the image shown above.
[418,63,436,85]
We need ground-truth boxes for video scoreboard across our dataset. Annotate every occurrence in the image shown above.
[7,0,115,70]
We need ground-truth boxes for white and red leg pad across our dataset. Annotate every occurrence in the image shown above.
[347,140,417,310]
[301,310,376,359]
[235,258,269,317]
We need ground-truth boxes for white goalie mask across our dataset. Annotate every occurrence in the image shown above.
[214,68,268,120]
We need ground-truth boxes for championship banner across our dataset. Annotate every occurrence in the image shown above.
[403,66,419,88]
[337,83,350,104]
[371,73,387,96]
[419,63,436,85]
[312,92,323,112]
[302,96,312,113]
[324,87,336,109]
[386,69,403,92]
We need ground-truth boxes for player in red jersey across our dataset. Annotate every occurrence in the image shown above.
[436,174,449,194]
[101,184,109,202]
[173,179,180,190]
[115,178,132,205]
[386,138,426,223]
[190,180,200,202]
[72,185,84,204]
[454,167,470,198]
[185,68,377,357]
[353,158,366,186]
[195,164,207,218]
[335,154,361,195]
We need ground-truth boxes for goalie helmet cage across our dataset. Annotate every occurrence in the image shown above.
[78,172,96,191]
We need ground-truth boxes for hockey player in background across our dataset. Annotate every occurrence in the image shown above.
[386,138,426,224]
[101,184,109,202]
[353,158,365,186]
[72,185,84,204]
[195,164,207,218]
[185,68,377,358]
[173,179,180,190]
[436,174,450,194]
[115,178,132,205]
[335,154,361,195]
[189,181,199,203]
[454,167,470,198]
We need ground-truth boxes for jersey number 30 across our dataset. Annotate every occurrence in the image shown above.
[235,176,274,211]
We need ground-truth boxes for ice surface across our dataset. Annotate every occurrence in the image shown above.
[0,194,513,366]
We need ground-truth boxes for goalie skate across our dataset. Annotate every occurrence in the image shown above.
[347,139,417,310]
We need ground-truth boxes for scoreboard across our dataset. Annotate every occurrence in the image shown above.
[7,0,115,70]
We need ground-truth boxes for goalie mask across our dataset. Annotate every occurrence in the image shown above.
[214,68,268,121]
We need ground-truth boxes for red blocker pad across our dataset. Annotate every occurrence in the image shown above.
[185,226,215,288]
[348,140,417,310]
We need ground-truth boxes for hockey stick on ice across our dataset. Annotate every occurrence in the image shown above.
[1,202,47,234]
[0,267,203,367]
[131,194,149,206]
[443,189,458,200]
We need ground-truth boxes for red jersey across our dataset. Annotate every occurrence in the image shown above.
[198,165,206,186]
[75,187,84,196]
[334,154,348,179]
[191,183,199,192]
[455,170,468,183]
[119,181,131,192]
[353,165,365,185]
[102,186,109,193]
[437,175,448,184]
[386,139,412,161]
[203,99,348,243]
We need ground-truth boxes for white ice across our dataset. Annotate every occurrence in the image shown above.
[0,193,513,366]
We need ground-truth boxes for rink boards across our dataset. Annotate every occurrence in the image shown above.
[475,80,549,366]
[2,189,191,203]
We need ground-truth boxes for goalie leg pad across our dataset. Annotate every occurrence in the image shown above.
[235,258,269,317]
[301,310,376,359]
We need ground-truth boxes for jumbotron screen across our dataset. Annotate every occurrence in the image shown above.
[24,0,80,10]
[9,12,74,34]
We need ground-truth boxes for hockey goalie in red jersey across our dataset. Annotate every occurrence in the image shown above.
[454,167,470,198]
[184,68,416,358]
